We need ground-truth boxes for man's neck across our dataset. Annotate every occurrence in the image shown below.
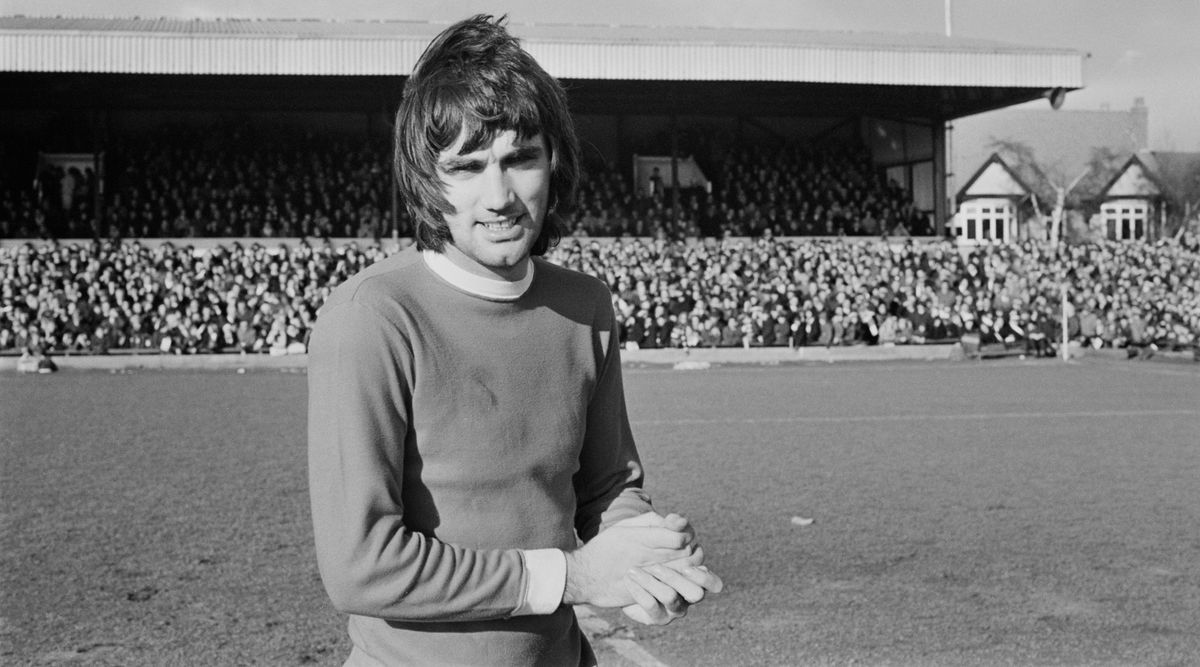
[421,250,533,301]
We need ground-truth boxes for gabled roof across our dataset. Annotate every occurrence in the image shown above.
[1139,151,1200,175]
[956,153,1032,201]
[1099,154,1164,199]
[951,101,1148,197]
[1096,150,1200,202]
[1134,151,1200,200]
[0,15,1085,87]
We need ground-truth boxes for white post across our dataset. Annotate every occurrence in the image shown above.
[1061,280,1069,361]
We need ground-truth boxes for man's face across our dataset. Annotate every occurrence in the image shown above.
[437,129,550,280]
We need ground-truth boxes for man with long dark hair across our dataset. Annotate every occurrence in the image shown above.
[308,15,721,665]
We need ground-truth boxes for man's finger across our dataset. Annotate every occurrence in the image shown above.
[622,575,674,626]
[623,573,663,613]
[660,513,690,531]
[616,512,695,538]
[662,544,705,568]
[657,550,723,593]
[643,563,706,604]
[662,514,697,543]
[613,512,666,528]
[630,526,692,550]
[627,567,689,617]
[670,563,725,594]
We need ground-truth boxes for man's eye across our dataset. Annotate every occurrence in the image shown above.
[443,162,483,176]
[505,152,542,168]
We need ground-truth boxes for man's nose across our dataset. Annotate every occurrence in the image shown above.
[481,164,514,212]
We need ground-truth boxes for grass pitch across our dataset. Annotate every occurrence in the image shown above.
[2,358,1198,666]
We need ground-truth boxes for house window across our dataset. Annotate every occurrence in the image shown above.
[954,198,1018,244]
[1102,199,1149,241]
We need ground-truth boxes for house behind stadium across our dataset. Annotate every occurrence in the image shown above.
[949,99,1200,245]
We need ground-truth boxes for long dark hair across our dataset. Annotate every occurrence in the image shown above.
[393,15,580,255]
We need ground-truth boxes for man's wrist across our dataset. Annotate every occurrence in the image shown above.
[561,549,585,606]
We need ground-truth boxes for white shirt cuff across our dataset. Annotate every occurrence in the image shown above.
[514,548,566,616]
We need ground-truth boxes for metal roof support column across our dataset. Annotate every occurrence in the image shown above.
[615,114,627,191]
[670,113,679,232]
[933,121,948,237]
[90,111,103,234]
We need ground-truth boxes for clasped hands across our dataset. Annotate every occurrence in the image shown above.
[564,512,723,626]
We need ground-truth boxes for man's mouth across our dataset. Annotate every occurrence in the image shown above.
[478,215,523,233]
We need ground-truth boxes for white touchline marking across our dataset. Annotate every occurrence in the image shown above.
[575,605,670,667]
[1082,362,1200,379]
[632,408,1200,426]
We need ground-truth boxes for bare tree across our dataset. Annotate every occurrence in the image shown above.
[1149,154,1200,239]
[988,139,1083,246]
[988,140,1129,245]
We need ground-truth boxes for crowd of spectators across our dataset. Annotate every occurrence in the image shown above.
[3,122,1194,359]
[551,235,1199,355]
[564,142,930,240]
[0,238,385,356]
[3,234,1197,359]
[2,123,397,242]
[2,121,929,243]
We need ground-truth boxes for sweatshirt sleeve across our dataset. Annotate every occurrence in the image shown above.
[572,304,654,543]
[307,298,529,622]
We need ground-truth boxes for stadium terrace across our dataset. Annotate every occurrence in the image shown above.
[1,236,1197,359]
[4,14,1194,363]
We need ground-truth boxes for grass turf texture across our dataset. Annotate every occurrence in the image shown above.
[1,358,1198,666]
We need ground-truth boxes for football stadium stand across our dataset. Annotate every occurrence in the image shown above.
[13,15,1190,365]
[2,235,1196,358]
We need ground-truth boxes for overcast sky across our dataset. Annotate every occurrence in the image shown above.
[4,0,1198,149]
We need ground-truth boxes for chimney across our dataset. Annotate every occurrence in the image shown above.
[1130,97,1149,149]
